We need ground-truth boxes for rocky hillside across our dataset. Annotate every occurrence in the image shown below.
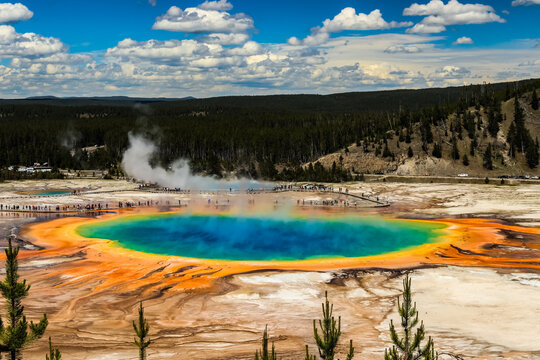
[308,92,540,178]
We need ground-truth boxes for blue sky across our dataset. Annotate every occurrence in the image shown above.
[0,0,538,97]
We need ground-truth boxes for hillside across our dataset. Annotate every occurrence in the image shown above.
[307,92,540,178]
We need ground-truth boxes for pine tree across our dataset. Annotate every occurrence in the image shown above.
[254,326,276,360]
[383,141,393,158]
[384,274,437,360]
[313,292,354,360]
[483,143,493,170]
[525,136,539,169]
[512,96,527,154]
[420,118,433,144]
[345,340,354,360]
[470,139,476,157]
[45,337,61,360]
[431,144,442,159]
[487,110,499,138]
[451,137,460,160]
[531,89,538,110]
[305,345,316,360]
[407,147,413,158]
[462,154,469,166]
[507,122,516,158]
[405,129,411,144]
[0,234,48,360]
[133,302,150,360]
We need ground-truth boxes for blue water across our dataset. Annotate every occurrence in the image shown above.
[76,214,446,261]
[35,190,72,196]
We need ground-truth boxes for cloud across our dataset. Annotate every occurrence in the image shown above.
[453,36,473,44]
[197,32,249,45]
[384,44,422,53]
[198,0,233,11]
[288,8,411,46]
[106,37,263,70]
[518,59,540,66]
[152,5,253,34]
[0,3,33,24]
[512,0,540,5]
[11,52,92,65]
[287,28,330,46]
[322,8,412,32]
[0,25,66,58]
[106,38,216,62]
[226,41,262,55]
[404,0,505,33]
[430,65,471,79]
[406,24,446,33]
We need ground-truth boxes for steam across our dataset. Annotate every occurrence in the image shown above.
[60,128,81,150]
[121,133,271,190]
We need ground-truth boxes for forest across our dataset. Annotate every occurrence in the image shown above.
[0,78,538,182]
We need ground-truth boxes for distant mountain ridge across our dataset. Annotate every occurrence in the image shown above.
[0,96,195,106]
[1,78,537,111]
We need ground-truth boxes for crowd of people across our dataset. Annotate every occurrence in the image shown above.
[0,199,193,214]
[0,202,136,213]
[0,182,389,214]
[297,199,360,207]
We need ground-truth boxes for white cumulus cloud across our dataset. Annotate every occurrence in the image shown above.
[384,44,422,53]
[430,65,471,79]
[106,38,216,62]
[407,23,446,33]
[322,8,412,32]
[152,5,253,34]
[453,36,473,44]
[512,0,540,5]
[198,0,233,11]
[0,25,66,58]
[404,0,505,33]
[0,3,33,24]
[197,32,249,45]
[288,8,411,46]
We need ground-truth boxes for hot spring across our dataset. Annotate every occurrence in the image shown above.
[19,189,73,196]
[76,213,447,261]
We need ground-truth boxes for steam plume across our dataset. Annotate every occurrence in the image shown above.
[121,133,270,190]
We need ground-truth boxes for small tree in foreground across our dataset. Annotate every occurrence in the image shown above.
[307,291,354,360]
[254,326,276,360]
[133,302,150,360]
[0,234,48,360]
[45,337,61,360]
[384,274,437,360]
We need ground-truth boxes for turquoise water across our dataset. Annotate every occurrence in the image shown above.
[76,214,446,261]
[33,190,72,196]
